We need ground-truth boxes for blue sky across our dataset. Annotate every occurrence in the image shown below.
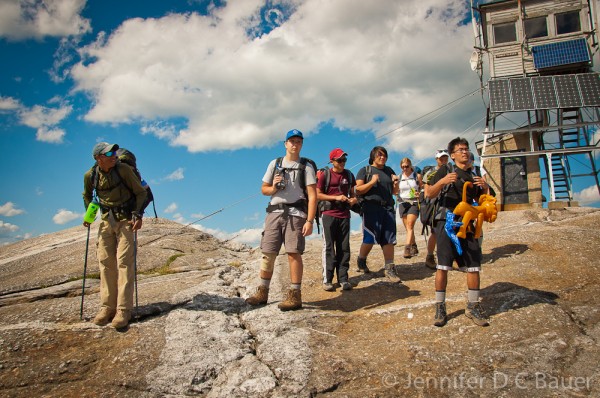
[0,0,598,246]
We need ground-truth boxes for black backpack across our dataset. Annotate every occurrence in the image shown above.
[316,167,359,214]
[90,148,157,218]
[267,156,319,227]
[419,164,455,235]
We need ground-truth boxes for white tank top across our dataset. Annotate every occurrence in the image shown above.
[399,171,418,201]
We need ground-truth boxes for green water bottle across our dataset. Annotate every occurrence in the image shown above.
[409,187,416,199]
[84,200,100,224]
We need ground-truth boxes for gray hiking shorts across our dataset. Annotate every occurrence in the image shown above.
[260,212,306,254]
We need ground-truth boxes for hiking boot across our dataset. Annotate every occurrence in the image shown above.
[433,302,447,327]
[425,254,437,270]
[466,302,490,327]
[384,264,402,283]
[340,281,353,291]
[403,245,412,258]
[411,243,419,256]
[356,257,371,273]
[92,307,116,326]
[323,282,335,291]
[278,289,302,311]
[111,310,131,329]
[245,285,269,306]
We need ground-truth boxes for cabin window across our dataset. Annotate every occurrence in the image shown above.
[556,11,581,35]
[524,16,548,39]
[493,22,517,44]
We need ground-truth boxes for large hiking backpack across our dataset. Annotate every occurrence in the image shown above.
[91,148,157,218]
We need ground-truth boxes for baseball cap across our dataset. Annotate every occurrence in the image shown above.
[92,142,119,158]
[435,149,449,159]
[329,148,348,161]
[285,129,304,141]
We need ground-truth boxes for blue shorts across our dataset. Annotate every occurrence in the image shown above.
[361,202,397,246]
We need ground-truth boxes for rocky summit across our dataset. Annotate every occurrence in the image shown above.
[0,209,599,397]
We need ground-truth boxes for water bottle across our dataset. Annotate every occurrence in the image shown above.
[84,200,100,224]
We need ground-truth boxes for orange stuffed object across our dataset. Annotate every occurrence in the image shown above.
[453,182,498,239]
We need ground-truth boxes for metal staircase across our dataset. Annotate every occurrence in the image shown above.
[539,108,595,202]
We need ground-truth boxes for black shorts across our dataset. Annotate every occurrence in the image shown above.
[397,201,418,218]
[434,220,482,272]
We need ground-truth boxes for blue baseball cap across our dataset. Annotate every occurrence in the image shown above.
[285,129,303,141]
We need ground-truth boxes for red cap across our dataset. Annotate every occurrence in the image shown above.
[329,148,348,161]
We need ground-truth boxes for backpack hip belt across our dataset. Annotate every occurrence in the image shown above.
[266,199,308,214]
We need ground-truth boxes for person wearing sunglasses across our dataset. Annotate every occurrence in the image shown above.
[317,148,358,292]
[83,142,147,329]
[425,137,490,328]
[397,157,423,259]
[355,146,401,282]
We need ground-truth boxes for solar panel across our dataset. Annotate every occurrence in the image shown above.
[531,76,558,109]
[489,79,512,113]
[576,73,600,106]
[555,74,582,108]
[532,38,590,69]
[510,78,535,110]
[488,73,600,112]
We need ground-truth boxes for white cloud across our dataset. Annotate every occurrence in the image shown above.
[0,202,25,216]
[70,0,476,154]
[52,209,81,225]
[16,103,71,143]
[229,228,262,247]
[165,168,185,181]
[0,96,21,111]
[0,0,91,40]
[170,213,187,224]
[36,127,66,143]
[164,202,178,214]
[190,223,262,247]
[574,185,600,205]
[0,220,20,236]
[19,104,72,128]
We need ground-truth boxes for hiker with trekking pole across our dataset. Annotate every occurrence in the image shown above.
[82,142,147,329]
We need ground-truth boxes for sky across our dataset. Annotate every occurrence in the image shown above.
[0,0,599,247]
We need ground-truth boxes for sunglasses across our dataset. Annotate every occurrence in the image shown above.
[334,157,347,163]
[401,165,410,169]
[102,151,116,157]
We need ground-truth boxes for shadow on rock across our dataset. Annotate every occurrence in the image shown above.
[306,280,420,312]
[482,281,559,317]
[483,243,529,264]
[396,262,436,281]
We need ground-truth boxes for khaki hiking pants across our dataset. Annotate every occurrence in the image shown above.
[97,219,135,311]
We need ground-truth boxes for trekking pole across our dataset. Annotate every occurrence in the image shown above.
[134,230,139,311]
[80,226,91,320]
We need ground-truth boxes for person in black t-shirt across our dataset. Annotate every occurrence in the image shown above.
[355,146,401,282]
[426,137,491,328]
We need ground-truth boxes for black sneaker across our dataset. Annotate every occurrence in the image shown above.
[466,302,489,327]
[433,302,447,327]
[340,281,353,291]
[356,257,371,273]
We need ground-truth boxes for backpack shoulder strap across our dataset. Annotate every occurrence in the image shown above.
[324,167,331,192]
